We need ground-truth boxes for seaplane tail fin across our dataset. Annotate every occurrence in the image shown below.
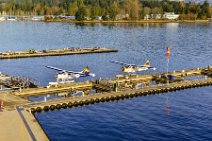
[82,66,90,74]
[144,60,150,66]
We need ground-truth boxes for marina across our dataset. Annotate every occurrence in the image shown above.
[0,21,211,141]
[0,66,211,140]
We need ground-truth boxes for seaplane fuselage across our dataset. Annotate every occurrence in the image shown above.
[46,66,95,82]
[112,60,156,73]
[122,65,149,73]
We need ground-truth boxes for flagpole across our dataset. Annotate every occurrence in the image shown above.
[166,47,170,85]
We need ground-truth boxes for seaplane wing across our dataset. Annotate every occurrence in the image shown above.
[110,60,135,66]
[46,66,83,75]
[147,66,156,70]
[137,65,148,67]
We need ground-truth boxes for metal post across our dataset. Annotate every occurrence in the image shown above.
[44,96,47,102]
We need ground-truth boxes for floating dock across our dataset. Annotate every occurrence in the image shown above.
[25,78,212,113]
[14,67,211,98]
[15,81,93,97]
[0,47,118,59]
[0,66,211,141]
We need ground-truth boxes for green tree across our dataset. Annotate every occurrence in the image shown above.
[109,1,119,20]
[75,0,85,21]
[68,0,78,16]
[75,7,85,21]
[124,0,142,20]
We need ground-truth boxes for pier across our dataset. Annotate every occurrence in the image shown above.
[0,66,211,141]
[0,47,118,59]
[13,67,211,98]
[24,78,212,113]
[15,81,93,97]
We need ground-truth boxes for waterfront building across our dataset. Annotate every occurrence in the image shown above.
[116,14,129,20]
[32,16,45,21]
[144,12,179,20]
[96,16,102,20]
[163,12,179,20]
[144,14,162,20]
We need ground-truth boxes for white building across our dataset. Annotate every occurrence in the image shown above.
[96,16,102,20]
[32,16,45,21]
[116,14,129,20]
[163,12,179,20]
[144,14,162,20]
[144,12,179,20]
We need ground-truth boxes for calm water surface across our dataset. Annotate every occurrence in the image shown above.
[0,21,211,140]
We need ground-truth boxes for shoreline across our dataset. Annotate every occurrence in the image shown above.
[44,19,211,24]
[1,18,210,24]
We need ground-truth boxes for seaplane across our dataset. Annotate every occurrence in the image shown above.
[111,60,156,73]
[46,66,95,82]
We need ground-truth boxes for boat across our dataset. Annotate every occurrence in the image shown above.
[7,16,17,21]
[0,17,6,21]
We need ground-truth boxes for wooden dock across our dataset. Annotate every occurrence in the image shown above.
[13,67,211,98]
[24,78,212,113]
[13,66,211,113]
[0,47,118,59]
[15,81,93,97]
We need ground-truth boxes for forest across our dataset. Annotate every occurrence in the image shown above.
[0,0,211,20]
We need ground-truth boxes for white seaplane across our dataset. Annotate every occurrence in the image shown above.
[46,66,95,82]
[111,60,156,73]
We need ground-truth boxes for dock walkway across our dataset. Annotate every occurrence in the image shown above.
[0,47,118,59]
[0,109,49,141]
[15,81,93,97]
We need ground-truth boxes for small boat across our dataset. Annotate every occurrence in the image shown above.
[7,16,17,21]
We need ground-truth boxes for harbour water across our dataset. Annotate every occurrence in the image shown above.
[0,21,211,140]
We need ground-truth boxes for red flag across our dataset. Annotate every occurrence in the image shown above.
[166,47,170,58]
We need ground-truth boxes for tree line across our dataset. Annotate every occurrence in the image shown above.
[0,0,211,20]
